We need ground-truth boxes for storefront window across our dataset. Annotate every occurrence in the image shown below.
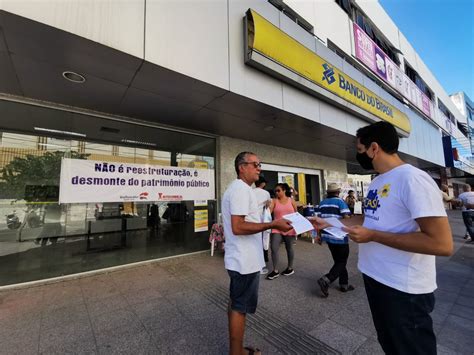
[0,105,216,286]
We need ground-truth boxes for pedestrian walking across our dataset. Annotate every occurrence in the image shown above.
[316,183,353,297]
[457,184,474,243]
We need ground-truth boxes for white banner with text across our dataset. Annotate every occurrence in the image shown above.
[59,158,215,203]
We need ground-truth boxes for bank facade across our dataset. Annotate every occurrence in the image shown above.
[0,0,463,287]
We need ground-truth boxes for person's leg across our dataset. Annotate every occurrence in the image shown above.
[462,211,473,237]
[227,270,260,355]
[337,244,350,287]
[467,211,474,240]
[282,235,295,269]
[263,249,269,263]
[325,243,346,283]
[363,274,436,355]
[270,233,282,272]
[228,309,246,355]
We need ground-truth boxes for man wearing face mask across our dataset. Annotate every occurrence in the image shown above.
[311,121,452,355]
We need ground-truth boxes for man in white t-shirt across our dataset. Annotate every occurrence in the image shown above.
[311,122,452,354]
[457,184,474,242]
[222,152,292,355]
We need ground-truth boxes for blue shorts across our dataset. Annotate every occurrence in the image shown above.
[227,270,260,314]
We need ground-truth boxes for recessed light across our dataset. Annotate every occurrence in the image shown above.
[62,71,86,84]
[34,127,86,138]
[121,139,156,147]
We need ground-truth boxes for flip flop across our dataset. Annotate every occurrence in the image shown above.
[244,346,262,355]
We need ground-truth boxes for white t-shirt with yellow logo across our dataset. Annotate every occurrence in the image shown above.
[359,164,446,294]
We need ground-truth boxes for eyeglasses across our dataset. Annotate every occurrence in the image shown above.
[241,161,262,168]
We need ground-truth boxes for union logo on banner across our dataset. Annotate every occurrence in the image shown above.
[139,192,149,200]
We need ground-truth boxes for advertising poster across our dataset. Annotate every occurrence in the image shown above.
[278,173,295,188]
[353,23,433,120]
[194,209,208,232]
[374,47,387,80]
[353,24,376,71]
[59,158,215,203]
[385,60,397,88]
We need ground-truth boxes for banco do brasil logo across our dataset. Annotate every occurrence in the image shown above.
[322,63,335,85]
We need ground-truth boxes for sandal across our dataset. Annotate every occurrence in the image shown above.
[244,346,262,355]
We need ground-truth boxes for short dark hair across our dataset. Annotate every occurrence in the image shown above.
[356,121,399,154]
[234,151,256,176]
[348,190,354,194]
[327,191,340,198]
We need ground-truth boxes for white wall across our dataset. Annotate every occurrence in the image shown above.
[145,0,229,90]
[0,0,145,59]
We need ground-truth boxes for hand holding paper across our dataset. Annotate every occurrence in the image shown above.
[321,217,348,240]
[282,212,314,234]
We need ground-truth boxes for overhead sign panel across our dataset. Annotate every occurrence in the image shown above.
[353,23,432,120]
[245,9,411,136]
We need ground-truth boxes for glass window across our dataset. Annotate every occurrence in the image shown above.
[0,102,216,286]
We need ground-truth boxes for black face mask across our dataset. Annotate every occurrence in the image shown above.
[356,151,374,170]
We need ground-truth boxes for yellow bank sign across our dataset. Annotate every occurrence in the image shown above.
[245,9,411,135]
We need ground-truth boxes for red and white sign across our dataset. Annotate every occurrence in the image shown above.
[59,158,215,203]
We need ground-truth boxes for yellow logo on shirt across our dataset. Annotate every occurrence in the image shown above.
[380,184,391,198]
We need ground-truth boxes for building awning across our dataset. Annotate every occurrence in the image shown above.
[245,9,411,136]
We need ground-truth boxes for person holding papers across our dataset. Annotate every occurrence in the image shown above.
[316,183,353,297]
[310,122,453,355]
[266,183,298,280]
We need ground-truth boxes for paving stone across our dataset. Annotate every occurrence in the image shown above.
[96,328,156,355]
[41,302,90,330]
[353,339,384,355]
[132,299,185,333]
[454,294,471,307]
[39,318,94,353]
[2,335,40,355]
[39,338,98,355]
[437,323,474,353]
[85,293,128,317]
[309,319,367,354]
[90,309,143,335]
[450,304,474,320]
[436,344,459,355]
[330,301,377,338]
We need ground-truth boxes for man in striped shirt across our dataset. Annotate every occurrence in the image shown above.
[316,183,353,297]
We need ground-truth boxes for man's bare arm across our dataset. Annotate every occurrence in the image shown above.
[231,215,292,235]
[344,216,453,256]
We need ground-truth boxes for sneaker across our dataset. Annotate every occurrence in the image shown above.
[281,268,295,276]
[466,237,473,242]
[317,277,329,298]
[339,285,355,292]
[260,267,269,275]
[464,234,470,240]
[266,271,280,280]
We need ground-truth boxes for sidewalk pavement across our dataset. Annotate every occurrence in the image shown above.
[0,210,473,354]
